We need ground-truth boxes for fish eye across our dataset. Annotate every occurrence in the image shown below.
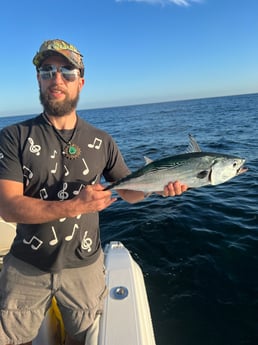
[197,170,209,179]
[233,161,238,168]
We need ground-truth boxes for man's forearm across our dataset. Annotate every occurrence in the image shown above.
[0,195,80,224]
[0,182,116,224]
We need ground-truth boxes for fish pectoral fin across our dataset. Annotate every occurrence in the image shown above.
[197,170,209,179]
[144,156,153,165]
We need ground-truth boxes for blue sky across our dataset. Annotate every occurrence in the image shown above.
[1,0,257,116]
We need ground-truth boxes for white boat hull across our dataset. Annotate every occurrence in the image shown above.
[98,241,156,345]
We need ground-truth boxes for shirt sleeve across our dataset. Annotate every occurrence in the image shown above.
[103,136,131,182]
[0,126,24,182]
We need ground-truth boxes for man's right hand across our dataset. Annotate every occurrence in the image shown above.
[74,184,117,214]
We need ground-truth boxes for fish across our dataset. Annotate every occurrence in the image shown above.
[104,135,247,193]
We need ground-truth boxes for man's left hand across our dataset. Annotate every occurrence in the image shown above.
[162,181,188,197]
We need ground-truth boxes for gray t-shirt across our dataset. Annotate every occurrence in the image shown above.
[0,114,130,272]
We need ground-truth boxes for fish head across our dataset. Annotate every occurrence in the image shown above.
[210,156,247,185]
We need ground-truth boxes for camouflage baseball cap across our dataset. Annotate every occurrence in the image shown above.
[33,39,84,74]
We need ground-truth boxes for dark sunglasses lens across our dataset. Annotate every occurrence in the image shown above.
[39,65,79,81]
[39,66,56,80]
[60,67,79,81]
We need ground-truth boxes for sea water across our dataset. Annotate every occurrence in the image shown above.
[1,93,258,345]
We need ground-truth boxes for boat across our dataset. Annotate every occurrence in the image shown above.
[0,218,156,345]
[0,217,16,267]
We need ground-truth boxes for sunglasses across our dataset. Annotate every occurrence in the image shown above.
[38,64,81,82]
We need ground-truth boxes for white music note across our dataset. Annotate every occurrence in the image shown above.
[51,162,58,174]
[91,175,98,185]
[28,137,41,156]
[88,138,102,150]
[82,158,89,175]
[51,150,57,159]
[23,166,33,186]
[23,165,33,179]
[57,183,69,200]
[59,218,66,222]
[23,236,43,250]
[64,165,69,176]
[73,184,85,195]
[49,226,58,246]
[40,188,48,200]
[65,224,79,241]
[81,231,92,252]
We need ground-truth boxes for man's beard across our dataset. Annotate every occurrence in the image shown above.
[39,87,80,117]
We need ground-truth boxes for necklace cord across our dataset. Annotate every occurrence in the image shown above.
[42,112,77,144]
[42,112,81,159]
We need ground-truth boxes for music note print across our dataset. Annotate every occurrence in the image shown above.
[51,162,58,174]
[40,188,48,200]
[57,182,69,200]
[88,137,102,150]
[73,184,85,195]
[23,166,33,179]
[49,226,58,246]
[82,159,89,176]
[51,150,57,159]
[28,137,41,156]
[64,165,69,176]
[81,231,92,252]
[22,165,33,186]
[23,166,33,186]
[91,175,98,185]
[65,224,79,241]
[23,236,43,250]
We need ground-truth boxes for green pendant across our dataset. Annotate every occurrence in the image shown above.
[69,145,77,155]
[64,143,81,159]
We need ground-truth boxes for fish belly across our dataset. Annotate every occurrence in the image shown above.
[112,167,210,193]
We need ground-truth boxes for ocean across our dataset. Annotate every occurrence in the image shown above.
[1,93,258,345]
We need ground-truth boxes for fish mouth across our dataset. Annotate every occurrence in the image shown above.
[237,166,248,175]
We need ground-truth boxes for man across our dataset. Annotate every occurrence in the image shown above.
[0,39,187,345]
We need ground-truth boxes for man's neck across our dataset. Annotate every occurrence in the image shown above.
[44,112,77,130]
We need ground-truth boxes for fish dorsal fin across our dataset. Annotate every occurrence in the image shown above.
[144,156,153,165]
[186,134,202,153]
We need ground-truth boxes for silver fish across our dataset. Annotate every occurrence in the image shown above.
[105,135,247,193]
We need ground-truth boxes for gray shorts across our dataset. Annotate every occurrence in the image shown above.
[0,251,107,344]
